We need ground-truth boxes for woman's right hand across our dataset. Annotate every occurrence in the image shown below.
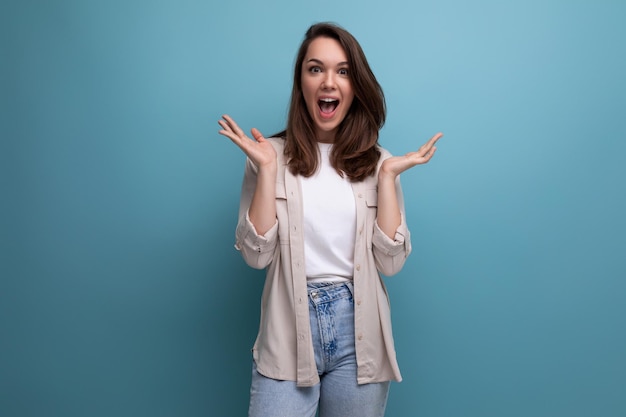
[218,115,277,169]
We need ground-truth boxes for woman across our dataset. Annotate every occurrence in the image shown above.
[218,22,442,417]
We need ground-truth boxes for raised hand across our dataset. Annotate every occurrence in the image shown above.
[380,132,443,179]
[218,115,277,169]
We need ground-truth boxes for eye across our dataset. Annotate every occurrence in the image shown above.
[309,66,322,73]
[338,68,349,76]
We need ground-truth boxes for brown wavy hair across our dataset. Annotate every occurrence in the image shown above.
[276,22,385,182]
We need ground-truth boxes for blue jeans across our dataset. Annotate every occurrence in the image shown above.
[248,282,390,417]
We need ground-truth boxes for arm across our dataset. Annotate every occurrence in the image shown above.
[372,132,443,276]
[376,132,443,238]
[248,161,277,236]
[234,157,279,269]
[218,114,277,235]
[219,115,279,268]
[376,171,402,239]
[372,173,412,276]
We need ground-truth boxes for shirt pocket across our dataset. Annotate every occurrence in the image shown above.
[275,182,289,244]
[276,182,287,200]
[365,188,378,248]
[365,188,378,208]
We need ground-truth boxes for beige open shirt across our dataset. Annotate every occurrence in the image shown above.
[235,138,412,387]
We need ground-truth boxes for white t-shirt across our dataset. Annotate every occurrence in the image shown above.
[300,142,356,282]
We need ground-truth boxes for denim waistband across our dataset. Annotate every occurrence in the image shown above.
[307,281,353,304]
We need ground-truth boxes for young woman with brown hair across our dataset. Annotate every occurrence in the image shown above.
[218,22,442,417]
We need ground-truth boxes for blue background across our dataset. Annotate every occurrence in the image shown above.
[2,0,625,416]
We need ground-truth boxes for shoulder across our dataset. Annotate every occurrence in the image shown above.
[267,136,287,166]
[267,136,286,152]
[376,145,393,170]
[377,145,392,160]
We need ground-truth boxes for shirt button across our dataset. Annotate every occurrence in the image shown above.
[298,334,305,340]
[358,193,363,198]
[357,333,363,340]
[356,264,361,271]
[298,297,303,304]
[357,299,362,306]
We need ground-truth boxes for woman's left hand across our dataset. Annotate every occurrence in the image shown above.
[380,132,443,178]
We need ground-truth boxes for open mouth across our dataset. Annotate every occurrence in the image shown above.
[318,98,339,115]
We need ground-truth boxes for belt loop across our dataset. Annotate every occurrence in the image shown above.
[345,281,354,299]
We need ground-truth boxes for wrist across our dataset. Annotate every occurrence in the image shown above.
[378,169,396,184]
[258,161,277,174]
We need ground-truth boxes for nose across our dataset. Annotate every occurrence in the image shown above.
[321,72,336,89]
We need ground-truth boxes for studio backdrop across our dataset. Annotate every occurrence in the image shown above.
[2,0,625,416]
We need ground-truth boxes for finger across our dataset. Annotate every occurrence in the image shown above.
[221,114,244,136]
[218,124,248,148]
[416,132,443,156]
[420,146,437,163]
[218,127,235,140]
[218,119,235,134]
[218,121,239,142]
[429,132,444,145]
[250,127,266,143]
[404,145,437,165]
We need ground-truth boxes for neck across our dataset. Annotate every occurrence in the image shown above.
[315,129,336,144]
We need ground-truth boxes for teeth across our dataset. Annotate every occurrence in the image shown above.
[320,98,338,102]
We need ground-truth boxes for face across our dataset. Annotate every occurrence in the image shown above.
[301,36,355,143]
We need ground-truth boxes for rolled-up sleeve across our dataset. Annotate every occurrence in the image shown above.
[235,212,278,269]
[372,215,411,276]
[234,157,279,269]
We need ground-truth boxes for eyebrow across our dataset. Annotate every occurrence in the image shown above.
[306,58,349,66]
